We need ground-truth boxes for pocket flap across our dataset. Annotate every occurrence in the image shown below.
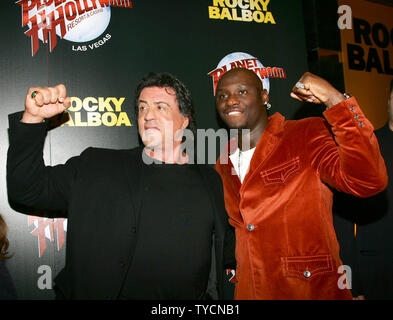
[260,157,300,186]
[281,254,334,280]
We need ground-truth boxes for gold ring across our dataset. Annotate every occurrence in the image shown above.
[31,90,38,99]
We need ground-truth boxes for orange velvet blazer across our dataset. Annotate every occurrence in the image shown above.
[215,97,388,300]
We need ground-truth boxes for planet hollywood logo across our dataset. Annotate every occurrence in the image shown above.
[29,216,67,258]
[208,52,286,95]
[16,0,133,56]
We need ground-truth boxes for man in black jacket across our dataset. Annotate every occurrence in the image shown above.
[333,79,393,299]
[7,72,235,300]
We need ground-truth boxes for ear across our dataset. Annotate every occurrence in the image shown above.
[261,89,269,104]
[182,116,190,130]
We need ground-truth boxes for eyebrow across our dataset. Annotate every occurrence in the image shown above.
[138,100,171,107]
[216,83,247,91]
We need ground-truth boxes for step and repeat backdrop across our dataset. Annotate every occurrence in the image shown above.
[0,0,309,299]
[339,0,393,129]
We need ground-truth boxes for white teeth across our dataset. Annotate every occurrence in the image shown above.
[228,111,241,115]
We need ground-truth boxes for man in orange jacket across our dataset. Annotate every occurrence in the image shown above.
[214,68,388,300]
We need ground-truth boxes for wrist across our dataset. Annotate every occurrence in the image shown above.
[325,92,346,109]
[21,111,45,124]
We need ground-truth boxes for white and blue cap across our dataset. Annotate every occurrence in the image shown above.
[209,52,270,95]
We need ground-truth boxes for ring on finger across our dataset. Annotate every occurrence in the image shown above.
[295,82,305,90]
[31,90,38,99]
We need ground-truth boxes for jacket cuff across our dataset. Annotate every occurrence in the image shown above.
[8,111,47,145]
[322,97,373,131]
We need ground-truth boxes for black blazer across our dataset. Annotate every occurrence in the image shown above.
[7,112,235,299]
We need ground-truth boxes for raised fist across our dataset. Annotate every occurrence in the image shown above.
[22,84,71,123]
[290,72,346,109]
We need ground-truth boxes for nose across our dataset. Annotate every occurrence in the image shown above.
[144,106,156,121]
[227,94,239,107]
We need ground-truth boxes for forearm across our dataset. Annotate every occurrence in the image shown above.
[317,97,388,196]
[6,112,69,211]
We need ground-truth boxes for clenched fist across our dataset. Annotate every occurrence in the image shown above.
[22,84,71,123]
[290,72,346,109]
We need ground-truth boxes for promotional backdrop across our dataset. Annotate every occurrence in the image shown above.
[0,0,309,299]
[339,0,393,129]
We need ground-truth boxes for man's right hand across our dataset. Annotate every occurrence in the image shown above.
[22,84,71,123]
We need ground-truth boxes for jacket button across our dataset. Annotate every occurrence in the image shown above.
[303,270,311,278]
[247,224,255,231]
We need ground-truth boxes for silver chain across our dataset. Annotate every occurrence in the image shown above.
[238,149,242,182]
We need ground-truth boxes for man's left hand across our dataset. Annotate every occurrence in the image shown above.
[290,72,346,109]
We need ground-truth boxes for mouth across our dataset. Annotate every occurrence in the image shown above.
[144,126,160,131]
[225,108,243,116]
[143,127,161,136]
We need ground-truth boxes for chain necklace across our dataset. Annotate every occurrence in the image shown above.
[236,147,256,183]
[238,149,242,182]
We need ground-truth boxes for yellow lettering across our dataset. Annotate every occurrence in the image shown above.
[264,11,275,24]
[242,9,252,22]
[87,112,102,126]
[69,97,82,112]
[260,0,270,11]
[208,0,274,24]
[231,8,242,21]
[83,97,98,112]
[98,97,114,112]
[112,97,125,112]
[213,0,225,7]
[209,6,221,19]
[74,112,87,126]
[116,112,132,126]
[220,7,232,20]
[64,113,74,126]
[249,0,261,10]
[238,0,249,9]
[224,0,237,8]
[253,10,264,23]
[102,112,117,126]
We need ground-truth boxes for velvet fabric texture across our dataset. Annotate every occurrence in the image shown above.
[215,97,388,300]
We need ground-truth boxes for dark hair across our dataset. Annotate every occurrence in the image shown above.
[0,215,11,260]
[134,72,197,136]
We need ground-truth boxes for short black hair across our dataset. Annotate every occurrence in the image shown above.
[134,72,196,136]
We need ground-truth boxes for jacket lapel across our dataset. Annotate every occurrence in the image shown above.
[218,137,242,196]
[243,112,285,186]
